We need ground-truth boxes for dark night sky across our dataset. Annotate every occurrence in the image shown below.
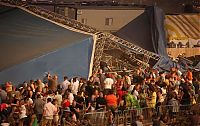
[34,0,199,13]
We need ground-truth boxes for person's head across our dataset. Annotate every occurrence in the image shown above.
[93,89,99,95]
[47,98,52,103]
[20,100,25,105]
[137,115,144,122]
[53,75,58,80]
[27,86,31,91]
[30,79,34,84]
[134,84,140,91]
[67,89,71,93]
[58,90,62,95]
[105,73,112,78]
[23,81,28,88]
[94,82,99,87]
[72,77,77,83]
[48,90,53,95]
[52,99,58,105]
[37,79,42,84]
[64,76,68,81]
[108,90,114,95]
[37,94,41,99]
[171,92,177,99]
[77,91,82,96]
[99,91,104,97]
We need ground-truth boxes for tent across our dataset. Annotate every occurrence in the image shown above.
[0,4,95,85]
[165,14,200,47]
[165,14,200,41]
[115,6,168,57]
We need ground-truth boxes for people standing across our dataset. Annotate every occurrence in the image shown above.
[42,98,57,126]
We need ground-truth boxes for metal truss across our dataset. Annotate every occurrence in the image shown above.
[103,32,161,60]
[24,5,98,34]
[104,39,149,67]
[92,32,107,73]
[101,53,134,70]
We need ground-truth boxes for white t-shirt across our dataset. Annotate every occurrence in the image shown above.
[136,121,143,126]
[128,85,135,92]
[61,80,70,91]
[71,80,79,95]
[104,78,114,89]
[19,105,27,119]
[125,76,132,85]
[133,90,139,100]
[43,102,57,119]
[54,94,62,107]
[161,88,167,97]
[27,98,33,105]
[68,93,74,105]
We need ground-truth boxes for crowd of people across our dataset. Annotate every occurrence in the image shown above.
[0,66,199,126]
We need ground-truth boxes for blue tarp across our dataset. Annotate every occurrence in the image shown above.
[0,5,94,85]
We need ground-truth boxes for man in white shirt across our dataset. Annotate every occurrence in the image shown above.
[104,73,114,90]
[71,77,79,95]
[60,76,70,93]
[54,90,62,107]
[42,98,57,126]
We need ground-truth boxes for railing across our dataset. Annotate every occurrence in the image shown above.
[72,104,200,126]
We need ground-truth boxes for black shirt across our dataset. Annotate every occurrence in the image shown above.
[75,96,84,110]
[96,96,106,110]
[85,96,91,108]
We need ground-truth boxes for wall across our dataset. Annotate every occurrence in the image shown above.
[74,9,144,32]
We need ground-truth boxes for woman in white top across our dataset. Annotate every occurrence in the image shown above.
[19,100,27,126]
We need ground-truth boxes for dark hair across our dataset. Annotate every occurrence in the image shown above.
[37,94,41,98]
[64,76,68,80]
[58,90,62,94]
[122,86,127,91]
[149,84,155,92]
[47,98,52,103]
[108,89,114,95]
[67,89,71,93]
[48,90,53,94]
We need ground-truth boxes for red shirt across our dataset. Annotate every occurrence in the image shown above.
[62,99,70,108]
[0,103,8,111]
[117,90,127,103]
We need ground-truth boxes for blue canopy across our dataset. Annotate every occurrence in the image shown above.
[0,5,94,85]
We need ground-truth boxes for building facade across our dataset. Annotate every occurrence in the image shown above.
[65,6,144,32]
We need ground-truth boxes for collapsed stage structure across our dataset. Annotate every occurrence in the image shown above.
[0,1,161,84]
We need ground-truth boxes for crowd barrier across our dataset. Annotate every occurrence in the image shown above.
[80,104,200,126]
